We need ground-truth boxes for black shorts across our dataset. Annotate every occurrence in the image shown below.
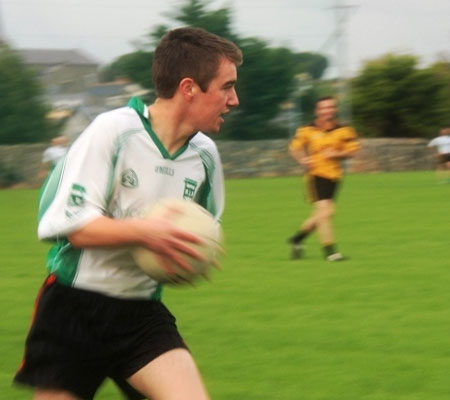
[14,275,188,400]
[305,175,339,202]
[438,153,450,164]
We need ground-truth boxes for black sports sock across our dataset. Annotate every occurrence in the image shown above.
[323,244,337,257]
[289,230,311,244]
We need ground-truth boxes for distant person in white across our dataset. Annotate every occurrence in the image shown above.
[428,127,450,183]
[38,135,68,180]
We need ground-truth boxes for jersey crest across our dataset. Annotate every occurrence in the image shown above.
[65,183,86,217]
[183,178,198,200]
[121,169,139,188]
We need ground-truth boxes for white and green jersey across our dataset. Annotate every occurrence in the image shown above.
[38,97,224,299]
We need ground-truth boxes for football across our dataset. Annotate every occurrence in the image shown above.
[131,198,223,284]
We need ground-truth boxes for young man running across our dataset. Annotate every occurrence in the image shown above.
[14,27,242,400]
[288,96,360,261]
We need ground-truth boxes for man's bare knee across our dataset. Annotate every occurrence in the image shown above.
[33,389,81,400]
[314,200,335,220]
[128,348,210,400]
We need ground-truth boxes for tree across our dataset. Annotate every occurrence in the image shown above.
[293,52,328,80]
[168,0,236,41]
[429,60,450,126]
[352,54,449,138]
[232,38,297,139]
[101,0,330,140]
[0,43,53,144]
[100,51,153,90]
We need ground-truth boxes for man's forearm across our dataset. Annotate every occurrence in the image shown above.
[289,149,308,164]
[68,216,144,248]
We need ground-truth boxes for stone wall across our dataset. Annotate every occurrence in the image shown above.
[0,138,434,187]
[216,138,434,178]
[0,144,47,187]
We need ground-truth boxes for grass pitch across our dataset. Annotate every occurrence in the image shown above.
[1,171,449,399]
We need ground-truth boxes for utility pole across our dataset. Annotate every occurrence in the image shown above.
[0,0,4,44]
[331,0,356,123]
[0,0,7,45]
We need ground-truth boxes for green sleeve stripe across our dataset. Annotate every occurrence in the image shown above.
[189,142,216,174]
[105,129,141,208]
[189,142,215,171]
[189,142,217,216]
[38,156,67,222]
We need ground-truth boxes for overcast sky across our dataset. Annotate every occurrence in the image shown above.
[1,0,449,77]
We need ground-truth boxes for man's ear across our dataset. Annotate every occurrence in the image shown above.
[179,77,197,101]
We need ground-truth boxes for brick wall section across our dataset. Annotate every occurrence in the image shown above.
[0,138,434,186]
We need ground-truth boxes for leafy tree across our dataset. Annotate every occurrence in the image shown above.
[352,54,449,138]
[101,0,330,139]
[169,0,236,41]
[293,52,328,80]
[233,38,297,139]
[100,51,153,90]
[0,43,53,144]
[148,25,170,47]
[429,60,450,126]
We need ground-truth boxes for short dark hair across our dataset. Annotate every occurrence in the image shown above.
[153,27,243,99]
[316,96,336,105]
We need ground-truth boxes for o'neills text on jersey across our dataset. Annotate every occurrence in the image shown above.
[155,166,175,176]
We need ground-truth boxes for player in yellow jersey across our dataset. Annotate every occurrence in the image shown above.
[288,96,361,261]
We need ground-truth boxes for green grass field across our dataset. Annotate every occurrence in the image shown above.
[1,171,449,399]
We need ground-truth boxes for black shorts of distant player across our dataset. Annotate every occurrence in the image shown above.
[438,153,450,165]
[305,175,340,202]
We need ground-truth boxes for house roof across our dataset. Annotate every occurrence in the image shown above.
[87,79,131,97]
[88,83,127,97]
[17,49,99,66]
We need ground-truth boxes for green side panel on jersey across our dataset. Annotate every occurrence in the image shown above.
[38,156,66,222]
[189,142,217,217]
[127,97,191,160]
[150,283,163,300]
[46,239,82,285]
[198,164,212,213]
